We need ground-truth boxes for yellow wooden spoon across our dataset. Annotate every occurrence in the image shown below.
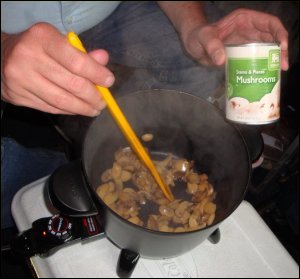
[67,32,174,201]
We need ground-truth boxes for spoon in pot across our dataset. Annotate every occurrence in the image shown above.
[67,32,174,201]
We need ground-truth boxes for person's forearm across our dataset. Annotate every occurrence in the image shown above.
[157,1,207,39]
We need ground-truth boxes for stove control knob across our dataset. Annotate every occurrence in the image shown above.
[47,215,73,241]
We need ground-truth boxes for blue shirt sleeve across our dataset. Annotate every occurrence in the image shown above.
[1,1,121,34]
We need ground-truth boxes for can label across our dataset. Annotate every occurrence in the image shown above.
[225,44,281,124]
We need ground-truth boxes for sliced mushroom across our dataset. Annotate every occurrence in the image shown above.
[173,211,190,225]
[198,197,210,215]
[121,170,132,182]
[192,190,208,203]
[157,216,172,232]
[147,215,158,230]
[154,154,173,169]
[187,172,200,184]
[141,133,154,142]
[175,201,193,218]
[159,205,174,218]
[112,162,122,179]
[103,191,119,205]
[159,225,174,233]
[207,183,214,196]
[137,190,152,205]
[174,227,185,233]
[199,173,208,182]
[99,147,217,233]
[115,148,138,172]
[203,202,216,214]
[112,162,124,191]
[96,182,115,199]
[188,213,200,228]
[101,169,112,182]
[187,183,199,194]
[168,199,182,209]
[132,170,155,193]
[207,213,215,226]
[185,221,206,231]
[118,191,134,203]
[128,216,144,226]
[198,181,209,192]
[122,203,140,219]
[173,159,190,173]
[188,205,209,230]
[155,197,170,206]
[161,169,175,187]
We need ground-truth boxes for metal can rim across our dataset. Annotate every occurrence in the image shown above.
[225,43,280,48]
[226,118,280,125]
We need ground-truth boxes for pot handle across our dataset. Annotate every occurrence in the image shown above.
[47,160,98,216]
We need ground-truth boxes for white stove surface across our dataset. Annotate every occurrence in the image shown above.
[12,176,299,278]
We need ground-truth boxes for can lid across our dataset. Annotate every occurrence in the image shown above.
[225,42,280,47]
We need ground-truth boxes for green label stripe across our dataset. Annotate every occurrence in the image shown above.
[227,58,279,102]
[269,49,280,70]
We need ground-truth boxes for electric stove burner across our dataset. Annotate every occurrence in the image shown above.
[11,176,298,278]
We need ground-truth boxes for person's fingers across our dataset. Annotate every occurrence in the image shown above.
[39,25,115,87]
[216,8,288,45]
[258,32,274,43]
[273,29,289,70]
[24,72,102,116]
[252,14,289,69]
[251,13,288,45]
[58,45,115,87]
[14,94,75,115]
[222,30,274,45]
[2,82,74,115]
[2,23,109,115]
[254,32,289,71]
[197,26,226,66]
[281,49,289,71]
[35,54,106,111]
[88,49,110,65]
[215,9,289,71]
[223,31,289,71]
[215,10,243,40]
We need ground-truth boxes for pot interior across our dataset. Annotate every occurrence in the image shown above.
[83,89,250,226]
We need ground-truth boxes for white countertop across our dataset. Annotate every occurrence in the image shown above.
[12,176,299,278]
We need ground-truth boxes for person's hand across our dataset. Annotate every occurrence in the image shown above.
[1,22,115,116]
[181,8,289,70]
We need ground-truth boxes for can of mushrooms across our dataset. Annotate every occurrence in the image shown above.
[225,43,281,125]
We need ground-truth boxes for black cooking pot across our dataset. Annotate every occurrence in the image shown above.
[48,89,261,277]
